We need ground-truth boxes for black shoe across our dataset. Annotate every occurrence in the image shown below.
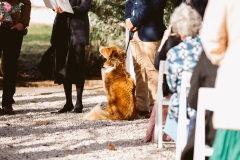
[2,104,15,115]
[74,104,83,113]
[58,104,74,113]
[139,111,149,116]
[139,111,150,118]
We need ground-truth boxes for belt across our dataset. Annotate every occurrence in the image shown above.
[2,21,14,28]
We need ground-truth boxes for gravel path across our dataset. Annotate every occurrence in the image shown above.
[0,87,175,160]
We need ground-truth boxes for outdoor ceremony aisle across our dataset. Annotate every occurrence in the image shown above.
[0,84,175,160]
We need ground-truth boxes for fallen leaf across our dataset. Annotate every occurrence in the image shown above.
[36,120,50,125]
[81,151,85,154]
[108,144,116,151]
[12,137,16,140]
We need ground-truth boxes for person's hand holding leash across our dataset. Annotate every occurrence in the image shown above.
[125,18,138,31]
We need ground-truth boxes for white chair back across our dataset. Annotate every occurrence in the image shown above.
[154,60,169,148]
[194,88,216,160]
[175,71,192,160]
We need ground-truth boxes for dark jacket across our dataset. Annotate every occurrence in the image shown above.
[187,52,218,111]
[154,35,182,70]
[154,35,182,96]
[125,0,167,42]
[51,0,91,45]
[192,0,208,18]
[40,0,91,84]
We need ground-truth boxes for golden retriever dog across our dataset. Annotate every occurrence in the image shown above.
[84,45,139,120]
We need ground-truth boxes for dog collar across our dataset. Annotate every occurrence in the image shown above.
[102,66,114,73]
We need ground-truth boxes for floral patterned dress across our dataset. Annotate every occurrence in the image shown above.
[166,36,203,120]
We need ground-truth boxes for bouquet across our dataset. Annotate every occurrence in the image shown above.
[0,2,24,21]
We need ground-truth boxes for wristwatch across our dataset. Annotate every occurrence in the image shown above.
[20,21,28,29]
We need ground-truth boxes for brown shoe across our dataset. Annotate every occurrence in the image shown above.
[2,104,15,115]
[139,111,151,118]
[145,110,152,118]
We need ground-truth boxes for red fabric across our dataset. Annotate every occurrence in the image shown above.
[142,101,172,142]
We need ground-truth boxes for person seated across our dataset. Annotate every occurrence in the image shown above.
[181,51,218,160]
[142,3,202,143]
[154,26,182,97]
[164,3,203,141]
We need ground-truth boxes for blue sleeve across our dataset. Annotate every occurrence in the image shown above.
[130,0,166,27]
[125,0,134,20]
[166,49,178,93]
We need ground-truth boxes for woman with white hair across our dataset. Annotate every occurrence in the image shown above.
[164,3,203,141]
[142,3,203,143]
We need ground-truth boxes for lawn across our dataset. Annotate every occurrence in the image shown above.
[21,24,52,56]
[17,24,52,80]
[17,24,102,80]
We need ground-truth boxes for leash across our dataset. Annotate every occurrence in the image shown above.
[125,31,134,53]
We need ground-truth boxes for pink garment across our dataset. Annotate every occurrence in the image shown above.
[141,103,157,142]
[142,103,172,143]
[142,98,171,143]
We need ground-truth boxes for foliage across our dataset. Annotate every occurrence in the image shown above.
[86,0,175,75]
[13,0,176,80]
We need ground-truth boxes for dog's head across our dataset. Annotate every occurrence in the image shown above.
[99,45,126,69]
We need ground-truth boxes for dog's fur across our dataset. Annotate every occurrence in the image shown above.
[84,45,139,120]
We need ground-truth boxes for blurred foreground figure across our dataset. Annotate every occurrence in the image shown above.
[201,0,240,159]
[0,0,31,115]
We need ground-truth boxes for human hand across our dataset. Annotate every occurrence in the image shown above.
[0,15,3,22]
[55,6,63,13]
[11,23,24,31]
[157,25,173,51]
[125,18,135,31]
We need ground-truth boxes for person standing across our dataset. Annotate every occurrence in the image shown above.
[51,0,91,113]
[0,0,31,115]
[125,0,167,117]
[200,0,240,159]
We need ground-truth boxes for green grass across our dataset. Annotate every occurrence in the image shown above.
[21,24,52,56]
[16,24,102,80]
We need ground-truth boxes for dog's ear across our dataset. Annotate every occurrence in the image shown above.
[99,46,111,58]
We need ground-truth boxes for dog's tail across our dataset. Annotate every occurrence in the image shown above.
[83,103,110,120]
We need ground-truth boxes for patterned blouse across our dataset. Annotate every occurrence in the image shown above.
[166,36,203,120]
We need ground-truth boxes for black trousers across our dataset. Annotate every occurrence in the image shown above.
[0,26,23,107]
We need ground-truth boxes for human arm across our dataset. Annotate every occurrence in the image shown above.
[130,0,166,27]
[55,0,91,18]
[19,0,31,26]
[125,0,134,19]
[200,0,227,65]
[125,0,138,31]
[154,35,182,70]
[10,0,31,31]
[166,48,179,93]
